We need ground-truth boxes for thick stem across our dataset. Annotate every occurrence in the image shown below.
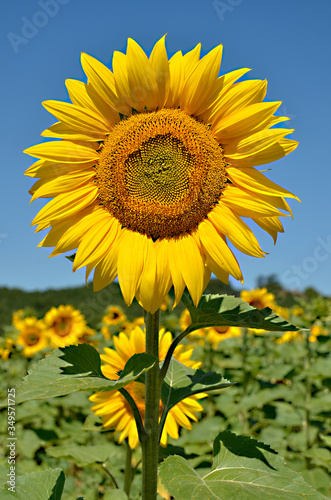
[141,309,160,500]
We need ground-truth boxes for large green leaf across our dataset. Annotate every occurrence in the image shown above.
[0,345,156,407]
[182,294,300,332]
[159,359,232,441]
[159,431,328,499]
[0,468,64,500]
[161,358,233,413]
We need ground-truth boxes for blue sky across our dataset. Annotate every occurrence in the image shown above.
[1,0,330,296]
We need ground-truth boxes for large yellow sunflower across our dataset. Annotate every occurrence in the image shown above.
[44,304,86,347]
[25,37,298,313]
[89,326,206,449]
[16,317,49,357]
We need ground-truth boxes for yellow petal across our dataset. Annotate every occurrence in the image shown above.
[73,215,119,271]
[164,51,183,108]
[112,50,133,115]
[81,52,118,109]
[32,185,98,226]
[170,405,192,429]
[24,159,94,178]
[253,216,284,243]
[117,230,147,306]
[171,236,205,306]
[180,45,223,116]
[93,231,123,292]
[213,101,282,140]
[200,68,251,123]
[149,35,170,109]
[167,239,185,307]
[227,166,300,200]
[182,43,201,78]
[41,121,104,142]
[164,411,179,440]
[42,100,110,134]
[30,170,95,202]
[154,239,173,307]
[38,206,94,248]
[198,220,242,281]
[226,138,299,168]
[224,128,294,157]
[66,79,101,112]
[24,141,99,163]
[220,185,282,218]
[209,204,266,258]
[49,206,104,256]
[210,79,267,123]
[134,238,158,313]
[126,38,157,111]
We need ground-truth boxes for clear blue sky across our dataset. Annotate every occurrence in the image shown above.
[1,0,330,296]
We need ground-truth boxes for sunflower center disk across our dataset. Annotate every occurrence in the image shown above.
[96,108,227,240]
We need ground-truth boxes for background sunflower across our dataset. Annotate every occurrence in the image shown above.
[90,327,206,449]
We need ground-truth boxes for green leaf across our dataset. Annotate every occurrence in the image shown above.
[159,431,328,499]
[0,346,156,407]
[161,358,233,413]
[47,443,121,467]
[0,468,65,500]
[103,491,128,500]
[182,294,300,332]
[301,468,331,497]
[59,343,104,377]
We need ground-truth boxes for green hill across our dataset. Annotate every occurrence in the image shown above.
[0,279,236,334]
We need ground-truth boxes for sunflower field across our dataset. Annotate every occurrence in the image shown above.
[3,32,330,500]
[1,284,330,499]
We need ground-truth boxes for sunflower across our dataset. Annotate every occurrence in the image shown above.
[179,308,240,346]
[275,330,303,344]
[205,325,242,348]
[25,37,298,313]
[16,317,49,357]
[44,304,86,347]
[89,326,206,449]
[77,325,97,346]
[102,305,126,325]
[0,338,15,360]
[12,309,25,329]
[309,324,328,342]
[240,287,276,310]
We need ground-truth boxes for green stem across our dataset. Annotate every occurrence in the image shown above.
[101,463,119,489]
[124,441,132,498]
[141,309,160,500]
[119,388,148,443]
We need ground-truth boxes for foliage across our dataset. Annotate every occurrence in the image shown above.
[0,287,330,499]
